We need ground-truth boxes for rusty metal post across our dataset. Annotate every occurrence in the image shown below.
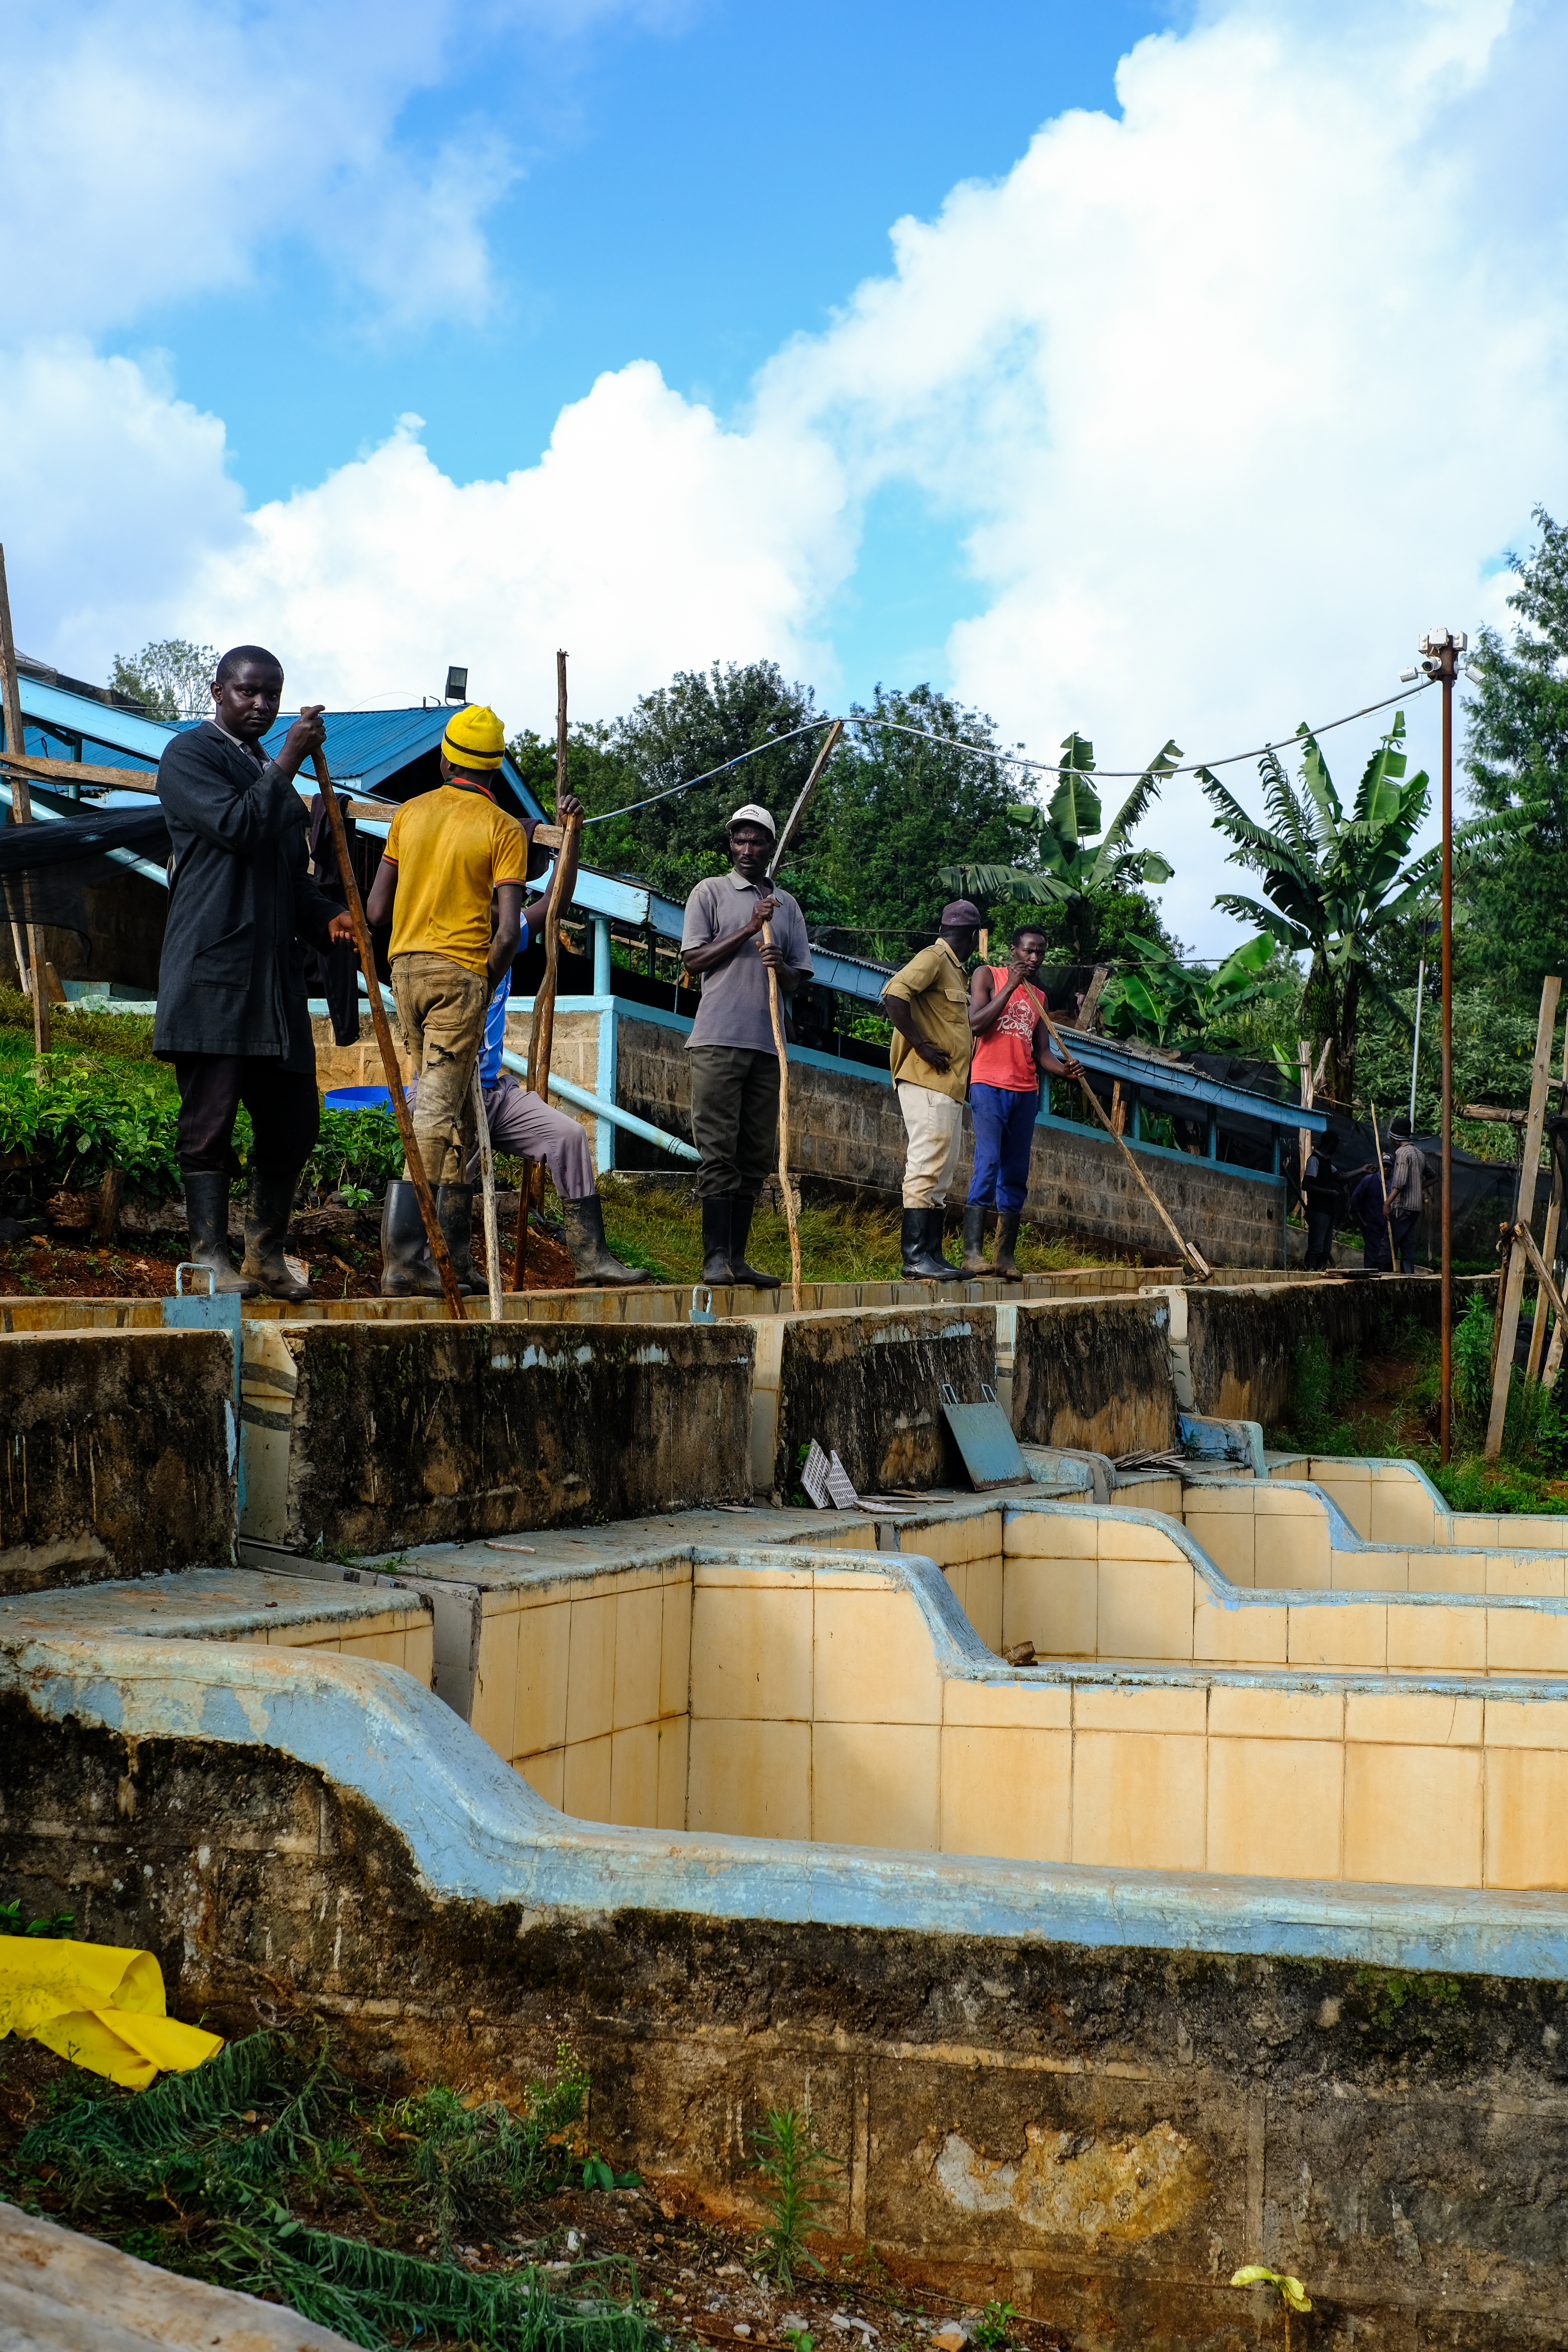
[1418,632,1462,1459]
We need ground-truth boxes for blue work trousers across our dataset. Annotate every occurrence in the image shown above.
[967,1082,1038,1212]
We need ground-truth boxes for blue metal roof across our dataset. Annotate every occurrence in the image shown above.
[18,674,173,767]
[255,706,544,819]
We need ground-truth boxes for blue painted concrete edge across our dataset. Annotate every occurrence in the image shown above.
[7,1610,1568,1983]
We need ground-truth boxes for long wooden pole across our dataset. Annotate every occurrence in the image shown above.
[516,651,581,1288]
[1037,1001,1213,1280]
[764,719,844,1309]
[310,745,466,1320]
[472,1063,504,1321]
[0,546,49,1051]
[1525,1027,1568,1385]
[1485,973,1561,1458]
[1369,1101,1394,1268]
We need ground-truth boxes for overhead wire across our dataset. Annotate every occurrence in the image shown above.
[576,677,1439,826]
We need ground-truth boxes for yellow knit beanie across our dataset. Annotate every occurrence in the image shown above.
[442,704,505,772]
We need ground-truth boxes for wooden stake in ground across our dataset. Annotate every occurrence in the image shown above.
[763,718,844,1309]
[1526,1028,1568,1385]
[310,745,466,1320]
[471,1063,504,1321]
[1037,1001,1213,1281]
[1486,973,1562,1458]
[0,545,49,1052]
[516,650,582,1289]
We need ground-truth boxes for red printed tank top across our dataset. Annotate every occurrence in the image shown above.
[969,968,1044,1091]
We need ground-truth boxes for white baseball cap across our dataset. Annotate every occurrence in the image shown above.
[728,802,775,833]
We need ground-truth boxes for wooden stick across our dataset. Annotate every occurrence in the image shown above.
[1037,1001,1213,1280]
[310,745,466,1319]
[0,547,49,1051]
[1526,1031,1568,1384]
[512,1157,532,1292]
[471,1062,504,1321]
[1514,1219,1568,1331]
[1370,1100,1395,1267]
[1486,974,1562,1457]
[763,719,844,1309]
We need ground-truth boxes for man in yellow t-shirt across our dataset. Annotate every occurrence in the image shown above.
[365,703,530,1296]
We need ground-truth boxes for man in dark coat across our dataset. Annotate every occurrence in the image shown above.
[153,645,354,1298]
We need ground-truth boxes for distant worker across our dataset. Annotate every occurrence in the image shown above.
[1349,1155,1395,1272]
[154,645,355,1301]
[1302,1128,1342,1271]
[1387,1114,1426,1274]
[882,900,984,1282]
[461,968,648,1286]
[961,924,1083,1280]
[680,804,812,1289]
[365,703,536,1297]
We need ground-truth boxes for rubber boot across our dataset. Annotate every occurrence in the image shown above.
[182,1170,257,1298]
[901,1206,959,1282]
[437,1182,478,1295]
[240,1168,311,1303]
[561,1194,649,1288]
[994,1210,1024,1282]
[728,1195,781,1289]
[922,1205,963,1281]
[961,1202,989,1276]
[701,1196,735,1285]
[378,1178,444,1298]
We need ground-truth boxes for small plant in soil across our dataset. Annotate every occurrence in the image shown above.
[750,2106,841,2287]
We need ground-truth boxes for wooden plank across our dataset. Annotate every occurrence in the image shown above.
[1486,974,1562,1457]
[1525,1028,1568,1384]
[0,752,159,792]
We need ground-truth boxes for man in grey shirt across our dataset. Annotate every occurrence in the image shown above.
[680,803,812,1286]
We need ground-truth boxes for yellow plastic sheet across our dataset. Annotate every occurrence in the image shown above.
[0,1938,224,2089]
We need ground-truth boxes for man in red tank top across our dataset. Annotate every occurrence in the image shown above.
[962,925,1082,1279]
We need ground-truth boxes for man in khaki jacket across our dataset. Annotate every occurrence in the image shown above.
[881,899,982,1280]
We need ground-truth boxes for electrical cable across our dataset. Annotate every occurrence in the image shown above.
[576,678,1438,827]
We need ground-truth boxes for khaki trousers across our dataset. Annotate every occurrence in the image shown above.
[390,952,490,1184]
[897,1081,964,1207]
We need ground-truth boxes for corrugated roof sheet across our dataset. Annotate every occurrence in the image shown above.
[255,706,544,817]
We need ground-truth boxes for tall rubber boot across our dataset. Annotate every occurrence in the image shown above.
[378,1178,444,1298]
[901,1206,958,1282]
[728,1195,781,1289]
[961,1203,989,1276]
[182,1170,257,1298]
[701,1196,735,1285]
[922,1205,963,1281]
[993,1210,1025,1282]
[561,1194,649,1288]
[436,1182,478,1295]
[240,1168,311,1303]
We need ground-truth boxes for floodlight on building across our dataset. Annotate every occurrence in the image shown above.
[444,665,469,703]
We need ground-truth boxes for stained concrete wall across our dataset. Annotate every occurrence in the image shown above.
[6,1648,1568,2352]
[1011,1295,1178,1455]
[614,1015,1290,1268]
[240,1318,756,1553]
[760,1305,998,1499]
[0,1328,234,1593]
[1185,1273,1485,1426]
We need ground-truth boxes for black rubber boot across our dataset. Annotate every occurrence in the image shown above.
[994,1210,1024,1282]
[961,1203,989,1276]
[901,1206,957,1281]
[700,1196,735,1285]
[728,1195,781,1289]
[562,1194,649,1287]
[437,1182,478,1294]
[378,1178,444,1298]
[923,1205,962,1280]
[182,1170,257,1297]
[240,1168,311,1302]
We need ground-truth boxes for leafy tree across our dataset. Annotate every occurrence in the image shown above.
[1463,503,1568,1006]
[1200,714,1510,1109]
[551,660,827,903]
[1098,934,1298,1052]
[936,728,1178,962]
[109,638,217,721]
[811,683,1038,960]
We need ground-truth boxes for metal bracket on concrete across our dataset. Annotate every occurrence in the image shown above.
[236,1536,484,1724]
[163,1263,245,1520]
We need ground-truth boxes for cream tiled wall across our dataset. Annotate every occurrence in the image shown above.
[241,1602,435,1686]
[477,1545,1568,1890]
[1185,1475,1568,1600]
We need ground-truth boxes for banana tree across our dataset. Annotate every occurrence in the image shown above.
[1200,714,1516,1107]
[936,732,1179,957]
[1098,933,1298,1052]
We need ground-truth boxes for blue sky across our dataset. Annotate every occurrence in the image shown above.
[3,0,1563,951]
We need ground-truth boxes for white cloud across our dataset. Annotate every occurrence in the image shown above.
[188,366,852,719]
[8,0,1568,958]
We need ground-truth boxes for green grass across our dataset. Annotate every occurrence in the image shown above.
[591,1177,1110,1288]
